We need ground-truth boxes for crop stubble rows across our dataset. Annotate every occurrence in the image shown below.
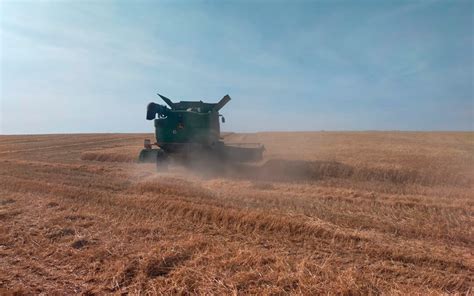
[0,132,472,294]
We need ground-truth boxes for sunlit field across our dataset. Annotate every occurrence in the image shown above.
[0,132,472,294]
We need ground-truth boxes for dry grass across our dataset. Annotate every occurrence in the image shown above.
[0,132,472,295]
[80,145,142,163]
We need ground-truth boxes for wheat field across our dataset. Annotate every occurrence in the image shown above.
[0,132,472,294]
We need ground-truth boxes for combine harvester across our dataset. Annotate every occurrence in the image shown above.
[139,93,264,169]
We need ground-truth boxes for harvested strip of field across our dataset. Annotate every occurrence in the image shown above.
[0,132,472,294]
[81,145,142,163]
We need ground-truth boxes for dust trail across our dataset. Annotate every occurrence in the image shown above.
[118,156,472,187]
[78,131,473,187]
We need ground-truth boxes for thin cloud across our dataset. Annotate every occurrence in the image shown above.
[1,0,472,133]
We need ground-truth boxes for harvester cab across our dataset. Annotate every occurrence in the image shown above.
[139,93,264,168]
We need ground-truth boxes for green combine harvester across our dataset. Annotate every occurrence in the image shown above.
[138,93,264,169]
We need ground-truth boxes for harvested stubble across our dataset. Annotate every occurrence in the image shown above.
[0,132,472,295]
[80,145,142,163]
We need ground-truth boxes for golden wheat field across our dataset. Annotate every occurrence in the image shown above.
[0,132,473,295]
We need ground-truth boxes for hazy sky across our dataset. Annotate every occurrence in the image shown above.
[1,0,472,133]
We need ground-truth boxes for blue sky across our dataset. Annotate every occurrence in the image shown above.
[0,0,472,133]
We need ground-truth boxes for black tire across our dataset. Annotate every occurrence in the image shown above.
[138,149,158,163]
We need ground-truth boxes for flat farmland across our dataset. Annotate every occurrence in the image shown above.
[0,132,472,294]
